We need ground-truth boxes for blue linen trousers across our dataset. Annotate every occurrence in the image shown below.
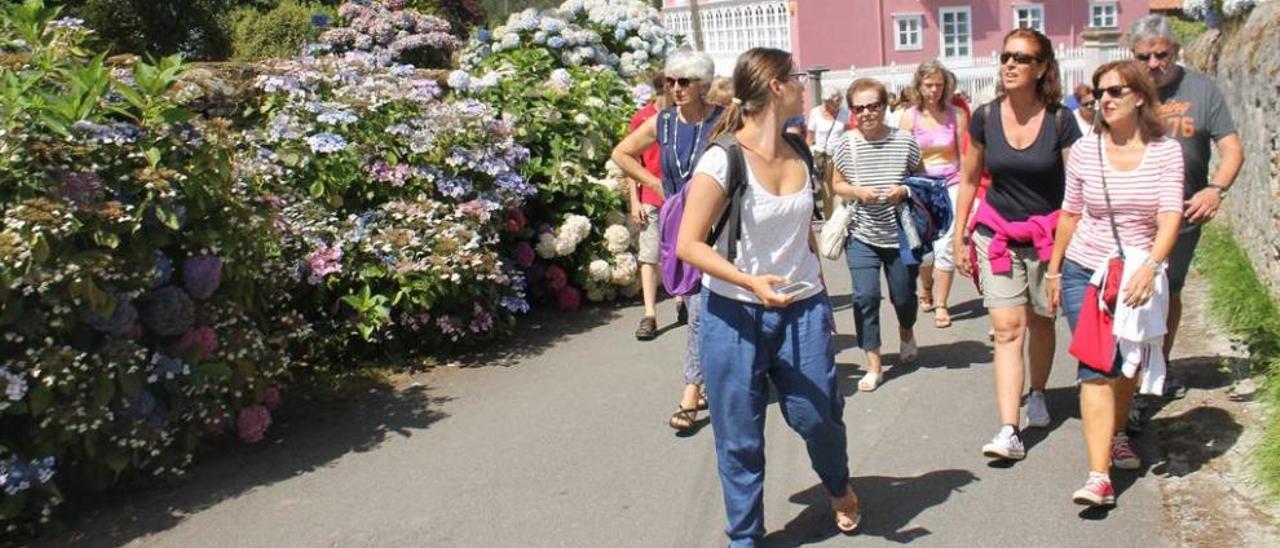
[699,288,851,546]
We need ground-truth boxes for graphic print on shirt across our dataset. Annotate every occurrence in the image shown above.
[1158,100,1196,139]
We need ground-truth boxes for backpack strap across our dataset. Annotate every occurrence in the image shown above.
[782,131,823,221]
[706,134,748,263]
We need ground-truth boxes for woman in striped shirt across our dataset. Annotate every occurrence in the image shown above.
[1046,60,1184,507]
[831,78,924,392]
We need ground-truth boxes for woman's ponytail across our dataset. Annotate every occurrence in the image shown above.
[707,47,793,142]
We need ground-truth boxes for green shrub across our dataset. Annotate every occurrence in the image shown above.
[58,0,234,60]
[1169,16,1209,45]
[232,1,334,62]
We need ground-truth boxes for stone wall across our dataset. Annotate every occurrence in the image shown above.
[1184,2,1280,298]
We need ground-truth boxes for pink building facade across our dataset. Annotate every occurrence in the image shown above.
[663,0,1149,73]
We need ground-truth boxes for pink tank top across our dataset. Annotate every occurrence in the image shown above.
[910,106,960,186]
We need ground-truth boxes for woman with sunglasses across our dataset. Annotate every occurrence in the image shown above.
[953,28,1082,461]
[832,78,924,392]
[1072,84,1096,137]
[1047,60,1183,507]
[611,50,724,432]
[677,46,860,545]
[898,61,968,330]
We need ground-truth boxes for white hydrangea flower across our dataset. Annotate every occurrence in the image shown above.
[604,224,631,253]
[574,113,591,126]
[554,234,577,256]
[588,259,613,282]
[611,252,638,286]
[536,232,559,258]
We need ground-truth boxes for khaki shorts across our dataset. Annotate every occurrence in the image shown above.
[972,225,1053,317]
[638,204,660,265]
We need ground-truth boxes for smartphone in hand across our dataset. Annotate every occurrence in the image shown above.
[774,280,816,297]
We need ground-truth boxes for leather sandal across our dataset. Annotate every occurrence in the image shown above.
[833,480,861,534]
[668,406,698,431]
[696,394,708,411]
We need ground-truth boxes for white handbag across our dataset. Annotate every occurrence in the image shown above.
[818,132,860,260]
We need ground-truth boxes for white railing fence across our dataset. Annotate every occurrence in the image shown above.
[663,1,792,76]
[821,45,1131,105]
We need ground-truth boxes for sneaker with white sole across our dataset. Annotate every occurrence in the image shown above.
[1025,390,1050,428]
[899,338,918,364]
[982,428,1026,460]
[1111,433,1141,470]
[1072,474,1116,506]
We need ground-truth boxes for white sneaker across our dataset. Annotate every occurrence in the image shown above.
[982,428,1026,460]
[1025,390,1051,428]
[899,338,918,364]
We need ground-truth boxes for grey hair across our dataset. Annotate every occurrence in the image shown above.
[822,84,842,101]
[1128,14,1179,48]
[664,50,715,81]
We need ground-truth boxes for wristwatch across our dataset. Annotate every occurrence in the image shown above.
[1209,183,1230,198]
[1143,257,1165,274]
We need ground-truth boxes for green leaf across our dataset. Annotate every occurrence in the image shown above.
[93,231,120,249]
[194,362,232,383]
[31,235,50,263]
[28,384,52,415]
[160,107,196,124]
[144,147,161,167]
[104,447,129,473]
[93,372,115,407]
[309,180,325,198]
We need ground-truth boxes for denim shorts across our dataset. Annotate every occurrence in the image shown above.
[1060,259,1122,382]
[1165,224,1202,295]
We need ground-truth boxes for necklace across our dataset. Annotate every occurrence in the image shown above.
[665,107,706,181]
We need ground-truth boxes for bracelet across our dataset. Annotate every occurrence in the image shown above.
[1043,272,1062,280]
[1143,257,1165,273]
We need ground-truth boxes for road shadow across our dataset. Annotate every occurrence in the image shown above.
[832,339,991,398]
[1148,405,1242,478]
[41,383,449,548]
[761,470,979,546]
[453,303,623,367]
[940,298,987,323]
[1012,386,1079,459]
[1166,355,1249,392]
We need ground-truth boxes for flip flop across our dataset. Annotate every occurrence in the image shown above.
[934,306,952,329]
[857,371,882,392]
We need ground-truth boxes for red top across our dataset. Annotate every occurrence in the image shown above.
[631,103,664,207]
[950,94,990,199]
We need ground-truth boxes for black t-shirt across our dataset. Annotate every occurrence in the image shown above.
[969,100,1082,221]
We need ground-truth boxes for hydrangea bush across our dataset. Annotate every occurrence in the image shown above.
[1182,0,1261,22]
[0,1,290,534]
[317,0,458,68]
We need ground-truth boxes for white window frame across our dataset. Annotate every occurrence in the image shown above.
[1013,4,1045,34]
[938,6,972,60]
[893,14,924,52]
[1090,1,1119,28]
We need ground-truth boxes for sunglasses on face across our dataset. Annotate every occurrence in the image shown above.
[1079,99,1097,109]
[1134,50,1172,62]
[665,77,700,89]
[851,102,883,114]
[1000,51,1040,65]
[1091,85,1132,100]
[787,72,810,85]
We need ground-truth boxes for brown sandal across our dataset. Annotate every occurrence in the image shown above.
[833,480,861,534]
[668,406,698,431]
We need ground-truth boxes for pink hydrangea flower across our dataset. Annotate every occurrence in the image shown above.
[458,200,490,222]
[504,207,527,233]
[175,326,218,360]
[555,285,581,312]
[306,243,343,284]
[237,405,272,444]
[545,264,567,291]
[263,386,282,411]
[513,241,535,268]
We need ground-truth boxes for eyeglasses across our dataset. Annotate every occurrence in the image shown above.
[788,72,811,85]
[1091,85,1133,100]
[665,77,700,89]
[851,102,883,114]
[1078,99,1097,109]
[999,51,1041,65]
[1134,50,1172,62]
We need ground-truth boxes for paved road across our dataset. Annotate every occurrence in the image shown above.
[59,258,1166,547]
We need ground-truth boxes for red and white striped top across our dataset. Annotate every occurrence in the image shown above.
[1063,136,1185,270]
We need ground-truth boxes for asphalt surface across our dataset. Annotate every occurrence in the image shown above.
[59,257,1166,547]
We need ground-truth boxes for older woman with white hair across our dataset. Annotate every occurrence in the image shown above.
[611,49,724,432]
[806,84,849,219]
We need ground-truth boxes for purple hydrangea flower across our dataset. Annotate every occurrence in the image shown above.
[436,176,473,199]
[83,297,138,337]
[182,255,223,300]
[57,171,104,207]
[1,369,26,401]
[140,286,195,337]
[307,132,349,154]
[152,251,174,288]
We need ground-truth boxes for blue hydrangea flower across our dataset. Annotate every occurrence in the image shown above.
[83,296,138,337]
[1,369,26,402]
[547,36,566,49]
[436,176,473,199]
[306,132,348,154]
[501,296,530,314]
[317,109,358,126]
[183,255,223,300]
[152,251,174,288]
[311,13,330,28]
[140,286,195,337]
[475,29,492,43]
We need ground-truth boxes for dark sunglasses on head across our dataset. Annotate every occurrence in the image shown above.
[1134,50,1172,62]
[665,77,700,88]
[1091,85,1132,100]
[1000,51,1040,65]
[851,102,883,114]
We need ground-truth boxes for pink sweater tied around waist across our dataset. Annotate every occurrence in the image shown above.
[969,202,1059,275]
